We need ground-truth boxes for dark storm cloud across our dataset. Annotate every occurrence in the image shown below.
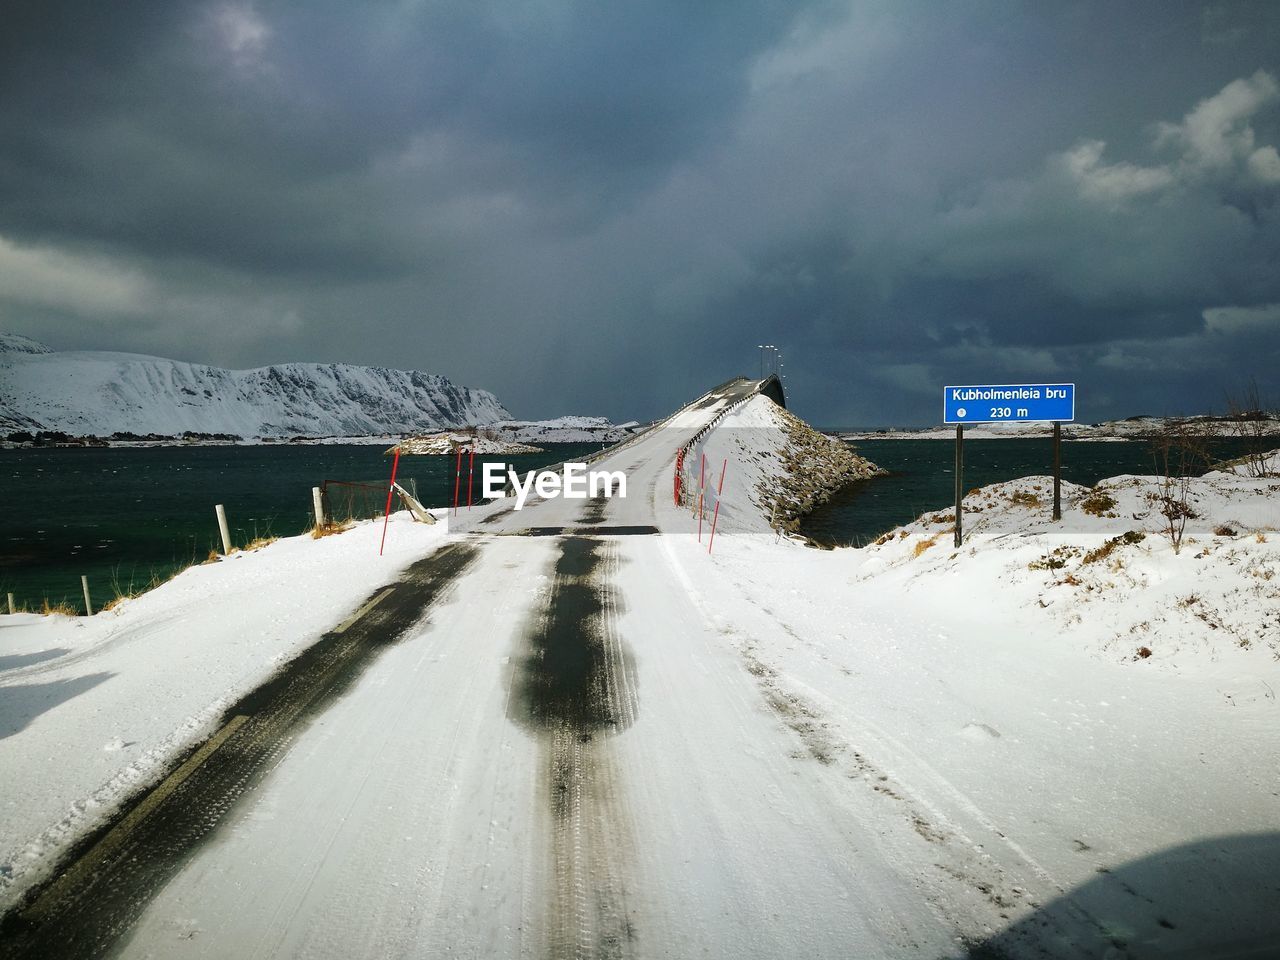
[1,0,1278,425]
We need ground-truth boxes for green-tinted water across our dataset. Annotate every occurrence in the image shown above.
[0,443,600,611]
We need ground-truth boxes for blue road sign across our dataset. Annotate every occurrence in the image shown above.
[943,383,1075,424]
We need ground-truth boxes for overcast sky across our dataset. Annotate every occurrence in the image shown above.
[2,1,1278,425]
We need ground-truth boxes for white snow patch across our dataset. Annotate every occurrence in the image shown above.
[0,513,448,908]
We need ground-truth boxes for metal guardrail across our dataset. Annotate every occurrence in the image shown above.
[673,376,783,506]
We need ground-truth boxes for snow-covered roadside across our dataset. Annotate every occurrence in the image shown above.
[661,435,1280,952]
[0,514,447,909]
[859,456,1280,664]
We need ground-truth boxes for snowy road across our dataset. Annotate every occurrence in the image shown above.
[112,533,951,959]
[4,379,957,958]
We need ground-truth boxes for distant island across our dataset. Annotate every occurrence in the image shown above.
[838,413,1280,441]
[393,432,544,456]
[0,333,637,447]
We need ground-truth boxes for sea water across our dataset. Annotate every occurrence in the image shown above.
[1,443,600,610]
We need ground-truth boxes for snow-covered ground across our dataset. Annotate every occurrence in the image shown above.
[855,453,1280,665]
[2,382,1277,957]
[0,515,446,908]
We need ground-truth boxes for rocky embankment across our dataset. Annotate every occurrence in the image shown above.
[756,405,884,534]
[686,395,883,538]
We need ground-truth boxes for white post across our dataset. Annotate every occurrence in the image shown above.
[215,504,232,555]
[312,486,325,528]
[6,592,14,615]
[81,576,93,617]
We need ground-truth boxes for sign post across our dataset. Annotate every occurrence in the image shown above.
[943,383,1075,545]
[954,425,964,547]
[1053,422,1061,521]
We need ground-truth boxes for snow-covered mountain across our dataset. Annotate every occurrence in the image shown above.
[0,334,511,438]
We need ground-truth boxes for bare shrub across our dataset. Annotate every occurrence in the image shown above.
[1149,422,1211,555]
[1224,377,1278,478]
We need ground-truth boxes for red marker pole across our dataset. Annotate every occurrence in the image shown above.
[707,458,727,554]
[697,453,707,541]
[467,448,475,510]
[452,446,462,516]
[379,447,401,556]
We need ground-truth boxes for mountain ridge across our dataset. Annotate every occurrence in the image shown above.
[0,334,512,438]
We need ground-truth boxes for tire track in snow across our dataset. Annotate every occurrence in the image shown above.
[509,536,639,960]
[0,541,481,960]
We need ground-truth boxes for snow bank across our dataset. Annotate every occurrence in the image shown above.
[0,514,447,909]
[668,446,1279,952]
[856,454,1280,665]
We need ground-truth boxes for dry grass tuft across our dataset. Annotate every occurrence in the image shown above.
[312,520,354,539]
[1081,489,1118,516]
[40,599,78,616]
[1029,546,1078,571]
[912,534,940,558]
[1083,530,1146,565]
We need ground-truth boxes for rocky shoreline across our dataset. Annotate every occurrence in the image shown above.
[755,406,885,535]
